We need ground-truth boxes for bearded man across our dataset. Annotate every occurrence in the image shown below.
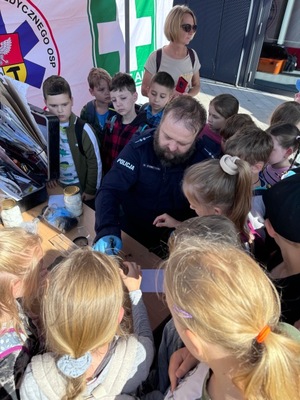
[94,96,207,255]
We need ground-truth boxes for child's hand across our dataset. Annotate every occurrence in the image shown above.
[153,213,181,228]
[46,179,58,189]
[82,192,95,201]
[120,261,142,292]
[168,347,199,392]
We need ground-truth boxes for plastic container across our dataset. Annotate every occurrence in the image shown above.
[63,186,83,217]
[257,58,286,75]
[1,198,24,227]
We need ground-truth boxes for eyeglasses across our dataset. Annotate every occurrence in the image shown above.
[181,24,197,33]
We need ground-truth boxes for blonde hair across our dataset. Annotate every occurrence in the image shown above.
[182,158,252,240]
[164,5,197,42]
[164,240,300,400]
[168,215,240,253]
[0,228,42,332]
[87,67,112,89]
[43,248,126,400]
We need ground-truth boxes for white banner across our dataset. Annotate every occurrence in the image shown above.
[0,0,173,114]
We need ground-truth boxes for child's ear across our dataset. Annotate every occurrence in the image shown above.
[118,307,125,324]
[11,278,23,299]
[133,92,138,102]
[251,161,264,174]
[185,329,203,358]
[285,147,294,158]
[265,218,277,239]
[213,206,223,215]
[89,88,94,96]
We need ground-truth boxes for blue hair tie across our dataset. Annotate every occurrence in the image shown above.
[57,352,92,378]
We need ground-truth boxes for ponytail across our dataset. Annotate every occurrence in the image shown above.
[218,155,252,239]
[228,157,252,240]
[236,327,300,399]
[183,156,252,241]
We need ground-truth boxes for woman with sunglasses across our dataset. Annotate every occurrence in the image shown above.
[141,5,200,98]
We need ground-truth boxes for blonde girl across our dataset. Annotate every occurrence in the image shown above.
[0,228,43,399]
[154,155,253,244]
[164,239,300,400]
[261,122,300,185]
[21,248,154,400]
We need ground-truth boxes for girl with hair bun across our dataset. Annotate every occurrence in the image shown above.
[154,154,253,244]
[21,248,154,400]
[163,240,300,400]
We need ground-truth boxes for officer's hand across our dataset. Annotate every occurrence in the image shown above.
[93,235,122,255]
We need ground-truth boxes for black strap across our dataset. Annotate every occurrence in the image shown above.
[74,118,85,156]
[156,47,195,72]
[156,48,162,72]
[85,100,96,123]
[187,47,195,68]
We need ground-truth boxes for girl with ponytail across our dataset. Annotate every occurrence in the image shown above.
[153,155,253,244]
[163,239,300,400]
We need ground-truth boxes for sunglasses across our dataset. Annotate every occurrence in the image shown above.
[181,24,197,33]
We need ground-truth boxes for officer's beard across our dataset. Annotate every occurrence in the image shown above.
[153,130,196,167]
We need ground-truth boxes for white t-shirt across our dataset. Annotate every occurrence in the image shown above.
[59,123,79,186]
[144,47,201,90]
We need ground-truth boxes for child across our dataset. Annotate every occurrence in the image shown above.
[155,215,241,395]
[224,125,273,235]
[264,173,300,326]
[163,240,300,400]
[199,94,239,159]
[219,113,255,153]
[43,75,102,202]
[102,72,150,174]
[153,154,253,246]
[261,123,300,185]
[270,100,300,128]
[80,67,116,144]
[21,248,154,399]
[140,71,175,127]
[0,228,43,400]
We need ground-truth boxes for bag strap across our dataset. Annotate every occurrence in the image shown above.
[86,100,96,123]
[75,117,86,156]
[187,47,195,68]
[156,48,162,72]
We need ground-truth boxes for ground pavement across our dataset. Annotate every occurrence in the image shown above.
[196,78,294,129]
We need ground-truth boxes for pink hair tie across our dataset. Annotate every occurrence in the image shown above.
[219,154,240,175]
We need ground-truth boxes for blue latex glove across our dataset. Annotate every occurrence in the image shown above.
[93,235,122,255]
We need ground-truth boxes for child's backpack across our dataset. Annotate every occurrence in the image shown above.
[74,117,87,156]
[155,47,195,72]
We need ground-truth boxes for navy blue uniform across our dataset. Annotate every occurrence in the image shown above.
[95,129,208,250]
